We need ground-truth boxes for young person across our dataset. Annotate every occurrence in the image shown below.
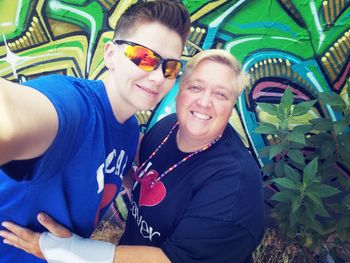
[1,49,265,263]
[0,1,190,262]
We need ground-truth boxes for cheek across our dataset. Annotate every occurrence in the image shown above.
[215,104,233,119]
[175,93,188,115]
[176,91,194,106]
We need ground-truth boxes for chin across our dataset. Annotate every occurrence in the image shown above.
[186,128,208,138]
[136,99,157,111]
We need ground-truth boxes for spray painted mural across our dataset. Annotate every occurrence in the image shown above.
[1,0,349,218]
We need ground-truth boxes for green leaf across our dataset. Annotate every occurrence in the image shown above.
[272,178,299,190]
[291,195,302,212]
[287,131,306,145]
[304,203,325,235]
[339,144,350,165]
[258,146,270,158]
[337,216,350,230]
[341,194,350,207]
[333,120,348,135]
[274,203,290,219]
[254,122,277,134]
[287,149,305,165]
[320,141,335,159]
[269,143,284,159]
[289,141,306,150]
[257,103,278,116]
[310,118,333,132]
[293,100,317,116]
[303,157,318,185]
[284,163,301,183]
[305,192,330,217]
[271,190,297,202]
[308,184,341,197]
[307,216,325,235]
[308,132,332,148]
[274,159,285,177]
[319,92,347,112]
[289,207,301,227]
[261,162,274,176]
[280,88,294,111]
[293,124,313,134]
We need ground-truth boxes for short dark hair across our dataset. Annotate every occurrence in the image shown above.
[113,0,191,46]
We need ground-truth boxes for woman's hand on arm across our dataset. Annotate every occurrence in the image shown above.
[0,212,170,263]
[0,213,71,259]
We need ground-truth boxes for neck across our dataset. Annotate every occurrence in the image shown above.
[176,129,216,153]
[102,75,136,124]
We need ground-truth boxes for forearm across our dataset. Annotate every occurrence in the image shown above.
[115,245,170,263]
[36,230,170,263]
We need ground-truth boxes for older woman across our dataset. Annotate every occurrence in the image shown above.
[0,49,265,263]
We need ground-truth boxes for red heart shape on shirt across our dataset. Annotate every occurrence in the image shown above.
[139,169,166,207]
[94,183,117,225]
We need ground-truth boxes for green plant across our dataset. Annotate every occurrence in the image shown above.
[254,83,350,257]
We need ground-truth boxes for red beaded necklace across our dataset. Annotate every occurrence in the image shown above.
[133,121,222,188]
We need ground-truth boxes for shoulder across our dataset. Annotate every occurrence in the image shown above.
[220,125,260,172]
[24,75,98,90]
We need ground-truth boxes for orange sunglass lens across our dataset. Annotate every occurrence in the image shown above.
[125,45,159,72]
[164,61,181,78]
[124,44,181,78]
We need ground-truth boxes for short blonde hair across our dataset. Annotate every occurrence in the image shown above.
[180,49,249,98]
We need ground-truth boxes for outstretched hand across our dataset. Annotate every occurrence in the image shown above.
[0,212,72,259]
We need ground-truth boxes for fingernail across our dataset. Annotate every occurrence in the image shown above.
[1,222,8,227]
[38,215,46,224]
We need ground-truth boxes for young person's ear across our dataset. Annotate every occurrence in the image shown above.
[104,42,115,69]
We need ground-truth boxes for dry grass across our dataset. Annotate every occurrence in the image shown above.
[91,207,125,245]
[253,228,350,263]
[91,220,125,245]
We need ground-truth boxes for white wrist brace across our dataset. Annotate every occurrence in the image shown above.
[39,232,115,263]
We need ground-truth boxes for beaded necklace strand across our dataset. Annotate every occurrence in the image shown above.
[134,121,222,187]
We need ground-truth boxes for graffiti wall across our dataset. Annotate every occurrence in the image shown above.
[1,0,349,216]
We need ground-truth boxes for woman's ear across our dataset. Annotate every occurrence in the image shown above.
[104,42,115,69]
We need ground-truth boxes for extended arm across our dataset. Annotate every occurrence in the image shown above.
[0,78,58,165]
[0,213,170,263]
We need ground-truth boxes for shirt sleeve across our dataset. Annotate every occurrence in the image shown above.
[23,75,89,177]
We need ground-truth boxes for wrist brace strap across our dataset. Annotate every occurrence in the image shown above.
[39,232,115,263]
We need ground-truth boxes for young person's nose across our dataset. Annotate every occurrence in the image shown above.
[148,64,165,84]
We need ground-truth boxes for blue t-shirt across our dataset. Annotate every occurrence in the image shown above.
[120,114,265,263]
[0,75,139,263]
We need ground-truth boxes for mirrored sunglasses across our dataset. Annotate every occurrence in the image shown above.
[113,39,182,79]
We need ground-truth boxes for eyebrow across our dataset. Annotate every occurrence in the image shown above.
[190,79,234,94]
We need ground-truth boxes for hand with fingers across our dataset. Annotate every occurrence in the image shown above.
[0,212,72,260]
[0,212,116,263]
